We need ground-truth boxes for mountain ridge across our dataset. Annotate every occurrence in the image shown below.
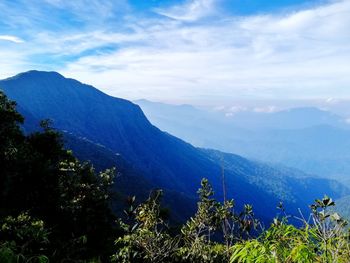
[137,99,350,185]
[1,70,348,222]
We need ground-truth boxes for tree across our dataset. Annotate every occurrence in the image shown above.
[0,91,118,261]
[0,91,25,217]
[113,190,178,263]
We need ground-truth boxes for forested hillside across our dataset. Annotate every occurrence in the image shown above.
[1,91,350,262]
[1,70,348,224]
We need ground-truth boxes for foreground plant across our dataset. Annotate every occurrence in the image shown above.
[230,196,350,263]
[112,190,178,263]
[0,213,49,263]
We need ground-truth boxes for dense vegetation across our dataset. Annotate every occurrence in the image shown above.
[1,91,350,262]
[3,70,348,225]
[0,91,118,262]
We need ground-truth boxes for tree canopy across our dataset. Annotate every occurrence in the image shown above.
[1,90,350,262]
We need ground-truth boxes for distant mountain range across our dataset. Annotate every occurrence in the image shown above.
[1,71,348,223]
[137,99,350,186]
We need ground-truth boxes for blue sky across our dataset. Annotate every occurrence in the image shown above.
[0,0,349,105]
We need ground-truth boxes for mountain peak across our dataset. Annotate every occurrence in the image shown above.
[1,71,348,224]
[5,70,65,81]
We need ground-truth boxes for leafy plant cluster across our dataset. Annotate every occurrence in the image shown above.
[113,182,350,262]
[1,91,350,262]
[230,196,350,262]
[112,178,259,263]
[0,91,118,262]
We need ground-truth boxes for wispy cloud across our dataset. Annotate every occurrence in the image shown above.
[0,35,24,43]
[43,0,129,22]
[155,0,217,22]
[1,0,350,103]
[253,106,278,113]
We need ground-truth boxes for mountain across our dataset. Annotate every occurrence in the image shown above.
[1,70,348,223]
[334,195,350,221]
[223,107,346,130]
[63,132,197,221]
[134,99,251,148]
[135,99,348,132]
[137,100,350,186]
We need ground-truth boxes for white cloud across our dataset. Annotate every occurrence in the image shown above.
[155,0,216,22]
[0,35,24,43]
[0,49,30,79]
[59,0,350,103]
[253,106,278,113]
[213,105,225,111]
[214,105,247,116]
[224,106,248,117]
[1,0,350,104]
[325,97,339,104]
[43,0,129,20]
[228,106,248,113]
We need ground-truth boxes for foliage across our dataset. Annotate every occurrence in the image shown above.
[0,213,49,263]
[179,178,227,262]
[112,181,350,263]
[230,196,350,263]
[112,190,178,263]
[2,91,350,262]
[113,178,259,263]
[0,91,118,262]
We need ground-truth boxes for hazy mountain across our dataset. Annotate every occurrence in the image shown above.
[134,99,251,148]
[1,71,348,223]
[334,195,350,221]
[137,99,350,185]
[224,107,346,130]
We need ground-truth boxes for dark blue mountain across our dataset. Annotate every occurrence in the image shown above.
[1,70,348,222]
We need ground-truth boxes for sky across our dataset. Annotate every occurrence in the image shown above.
[0,0,350,105]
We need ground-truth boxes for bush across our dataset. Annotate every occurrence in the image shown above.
[0,213,49,263]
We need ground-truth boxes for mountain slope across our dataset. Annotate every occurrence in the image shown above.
[63,132,197,221]
[1,70,348,222]
[137,100,350,186]
[223,107,346,130]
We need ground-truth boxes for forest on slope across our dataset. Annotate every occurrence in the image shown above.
[1,85,350,262]
[1,70,348,224]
